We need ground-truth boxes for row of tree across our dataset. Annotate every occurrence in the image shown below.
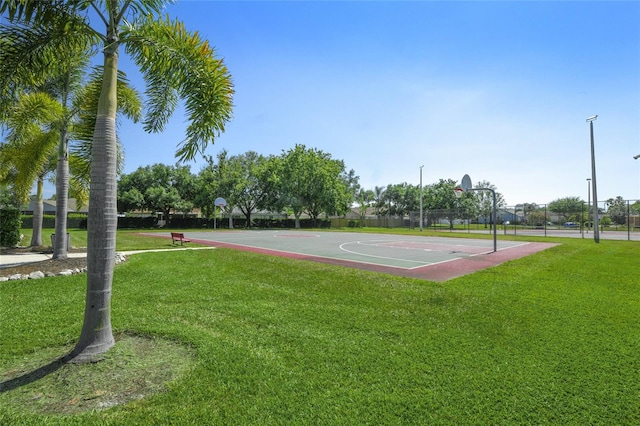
[118,155,640,229]
[546,196,640,226]
[116,149,512,228]
[118,145,358,228]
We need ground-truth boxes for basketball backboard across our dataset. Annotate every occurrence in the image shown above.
[460,174,472,191]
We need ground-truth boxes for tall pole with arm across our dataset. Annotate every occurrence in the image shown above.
[458,174,496,253]
[587,115,599,243]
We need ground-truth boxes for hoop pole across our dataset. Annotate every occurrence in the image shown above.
[465,187,497,253]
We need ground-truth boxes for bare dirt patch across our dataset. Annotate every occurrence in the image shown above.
[0,334,195,415]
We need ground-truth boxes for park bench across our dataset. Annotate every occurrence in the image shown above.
[171,232,191,245]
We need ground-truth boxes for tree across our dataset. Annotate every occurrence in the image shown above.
[516,202,539,226]
[1,9,95,252]
[548,196,584,223]
[1,18,141,257]
[275,144,354,228]
[230,152,277,226]
[605,196,628,226]
[0,92,62,246]
[193,155,220,220]
[372,185,387,217]
[517,203,547,227]
[474,180,506,228]
[1,1,233,362]
[195,150,276,227]
[355,188,374,226]
[118,164,195,225]
[79,76,144,246]
[342,168,361,213]
[423,179,459,228]
[383,183,419,217]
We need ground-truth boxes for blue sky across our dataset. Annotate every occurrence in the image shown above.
[57,1,640,204]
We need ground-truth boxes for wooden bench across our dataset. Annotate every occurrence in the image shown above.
[171,232,191,245]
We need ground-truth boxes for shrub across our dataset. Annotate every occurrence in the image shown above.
[0,208,22,247]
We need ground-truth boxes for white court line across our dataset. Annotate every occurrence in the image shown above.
[339,240,532,270]
[191,238,429,270]
[339,241,434,266]
[168,232,532,271]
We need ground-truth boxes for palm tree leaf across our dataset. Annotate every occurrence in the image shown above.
[0,7,99,105]
[124,14,234,162]
[68,152,89,208]
[2,129,58,202]
[3,92,64,136]
[73,66,143,144]
[0,0,88,25]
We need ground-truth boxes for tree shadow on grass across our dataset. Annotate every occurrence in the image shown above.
[0,353,73,393]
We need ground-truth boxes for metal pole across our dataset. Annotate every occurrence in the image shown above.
[492,189,497,253]
[419,165,424,231]
[628,200,631,241]
[544,204,548,237]
[587,179,591,232]
[587,116,599,243]
[581,201,584,238]
[468,187,497,253]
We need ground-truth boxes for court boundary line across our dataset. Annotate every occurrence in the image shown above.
[188,238,429,271]
[338,239,532,270]
[143,232,557,282]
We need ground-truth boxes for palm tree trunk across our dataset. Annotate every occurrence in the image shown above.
[30,178,44,247]
[71,51,118,362]
[53,130,69,259]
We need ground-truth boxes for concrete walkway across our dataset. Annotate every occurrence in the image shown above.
[0,247,216,269]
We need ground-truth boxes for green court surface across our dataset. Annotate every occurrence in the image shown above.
[153,230,555,281]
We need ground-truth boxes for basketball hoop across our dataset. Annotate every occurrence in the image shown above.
[454,187,464,199]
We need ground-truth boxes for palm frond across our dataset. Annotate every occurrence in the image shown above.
[68,152,89,208]
[0,0,86,25]
[124,14,234,162]
[74,66,143,141]
[2,129,58,202]
[0,8,99,118]
[3,92,64,134]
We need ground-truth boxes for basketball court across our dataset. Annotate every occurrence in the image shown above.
[148,230,556,282]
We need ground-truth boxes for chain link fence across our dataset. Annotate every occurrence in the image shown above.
[332,199,640,241]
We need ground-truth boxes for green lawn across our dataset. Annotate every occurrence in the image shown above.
[19,228,211,251]
[1,230,639,424]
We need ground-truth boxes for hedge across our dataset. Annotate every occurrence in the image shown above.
[21,214,88,229]
[0,208,22,247]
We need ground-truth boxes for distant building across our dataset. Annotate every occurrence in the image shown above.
[21,199,88,215]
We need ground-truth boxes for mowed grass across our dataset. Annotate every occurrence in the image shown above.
[1,230,639,424]
[19,228,210,251]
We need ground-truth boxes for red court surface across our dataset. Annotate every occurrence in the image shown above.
[147,230,557,282]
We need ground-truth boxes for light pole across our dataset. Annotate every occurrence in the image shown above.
[587,115,599,243]
[419,165,424,231]
[586,178,591,233]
